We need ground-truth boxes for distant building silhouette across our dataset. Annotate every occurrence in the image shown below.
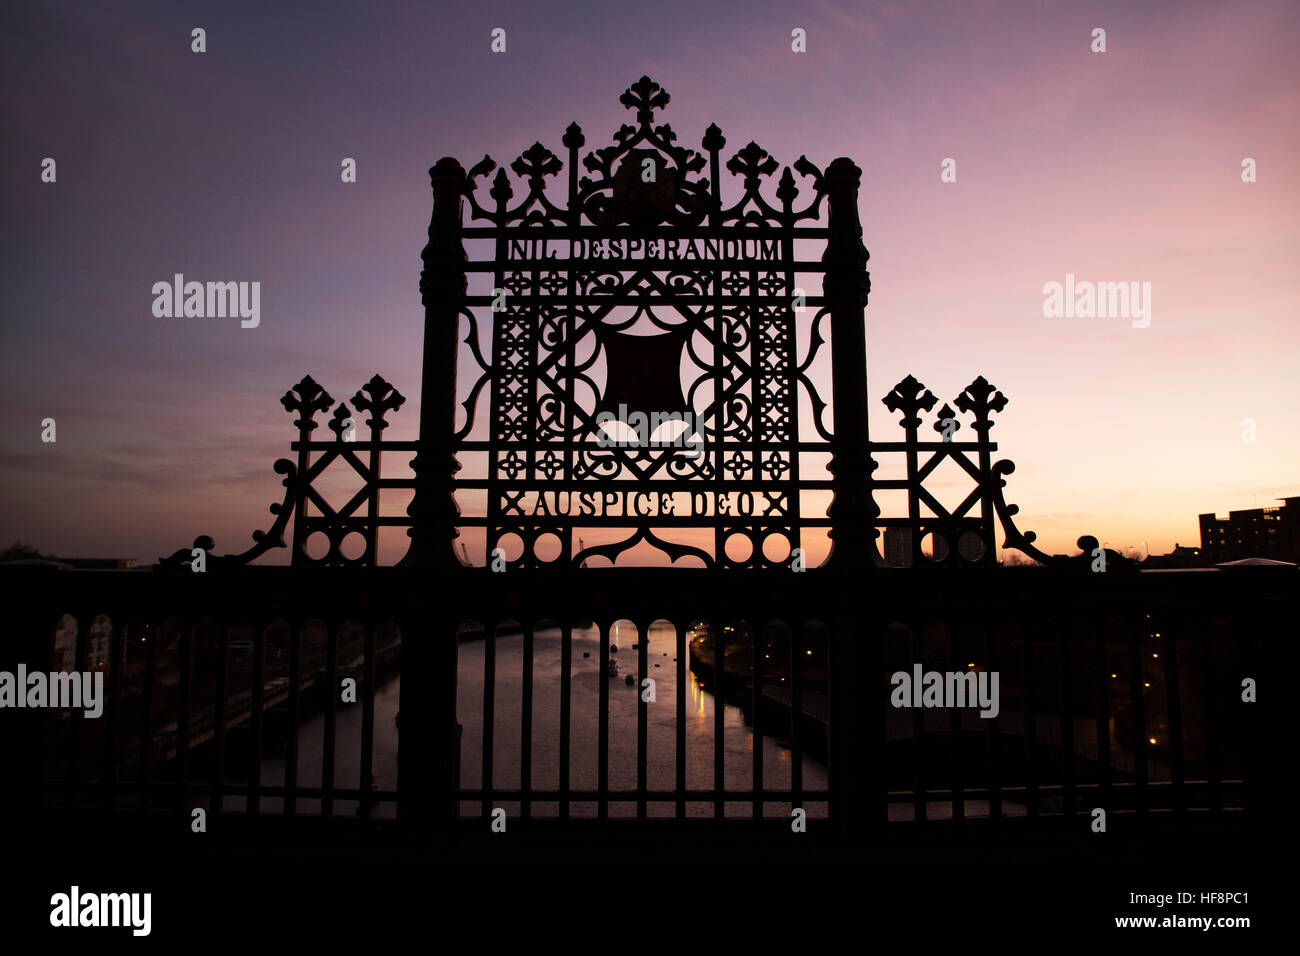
[1143,542,1208,569]
[1199,496,1300,562]
[883,527,912,566]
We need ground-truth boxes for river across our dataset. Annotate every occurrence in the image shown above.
[243,622,828,819]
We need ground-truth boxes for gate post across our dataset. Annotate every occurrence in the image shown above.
[406,156,468,571]
[823,156,876,572]
[399,157,466,833]
[821,157,883,838]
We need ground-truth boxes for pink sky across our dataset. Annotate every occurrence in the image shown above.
[1,0,1296,565]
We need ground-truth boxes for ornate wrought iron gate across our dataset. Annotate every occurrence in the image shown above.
[169,76,1096,575]
[434,76,850,571]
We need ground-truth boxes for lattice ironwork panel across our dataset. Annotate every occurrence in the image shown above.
[451,77,835,569]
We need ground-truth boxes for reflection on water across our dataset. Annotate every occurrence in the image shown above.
[457,622,828,819]
[227,623,826,820]
[233,675,401,819]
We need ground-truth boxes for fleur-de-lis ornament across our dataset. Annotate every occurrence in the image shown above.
[280,375,333,431]
[954,376,1008,435]
[352,374,406,431]
[726,142,779,190]
[883,374,938,429]
[620,75,670,127]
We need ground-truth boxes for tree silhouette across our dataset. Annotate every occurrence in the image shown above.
[0,540,49,561]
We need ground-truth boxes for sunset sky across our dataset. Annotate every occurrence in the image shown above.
[2,0,1296,565]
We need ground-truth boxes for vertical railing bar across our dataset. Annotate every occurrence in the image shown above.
[1095,618,1111,811]
[482,622,496,819]
[825,617,838,828]
[322,619,338,818]
[871,615,889,832]
[598,623,609,821]
[359,622,376,821]
[1058,623,1074,818]
[636,620,648,821]
[1127,615,1147,817]
[247,622,265,815]
[66,613,89,811]
[986,619,1001,824]
[174,619,193,817]
[1241,608,1259,814]
[138,618,158,815]
[790,622,802,813]
[560,624,572,820]
[285,620,301,816]
[1022,621,1037,818]
[1202,623,1222,813]
[1163,623,1184,817]
[521,623,534,821]
[447,615,461,824]
[675,622,687,820]
[102,612,124,812]
[751,623,763,821]
[911,621,925,824]
[210,622,228,821]
[714,623,726,820]
[947,619,963,824]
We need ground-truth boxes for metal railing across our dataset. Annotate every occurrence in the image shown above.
[8,562,1277,835]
